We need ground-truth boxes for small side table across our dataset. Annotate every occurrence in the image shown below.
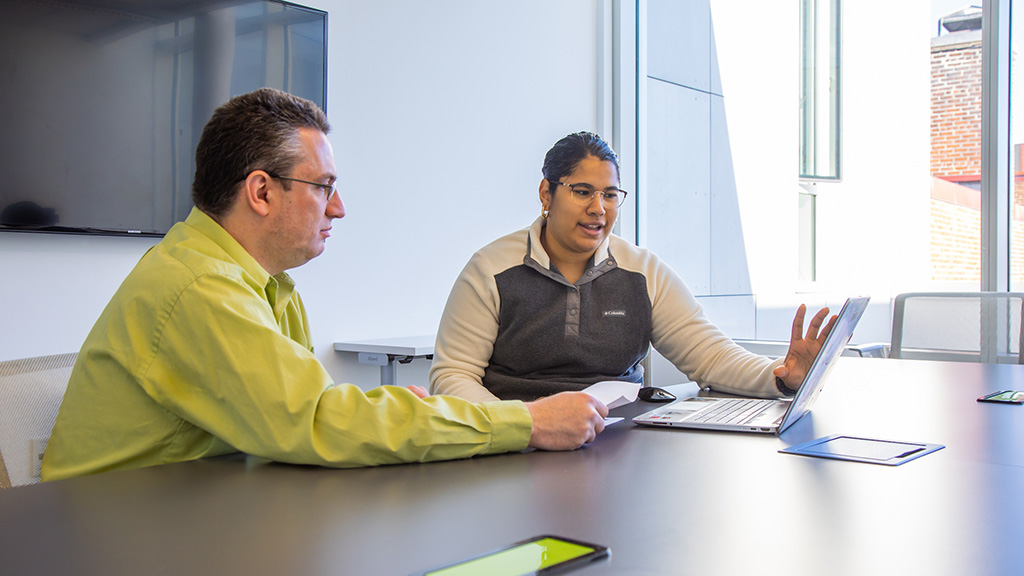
[333,335,435,386]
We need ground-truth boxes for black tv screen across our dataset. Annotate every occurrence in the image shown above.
[0,0,327,237]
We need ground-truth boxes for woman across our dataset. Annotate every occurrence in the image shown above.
[429,132,833,403]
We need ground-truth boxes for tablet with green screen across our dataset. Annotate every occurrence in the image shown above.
[418,535,610,576]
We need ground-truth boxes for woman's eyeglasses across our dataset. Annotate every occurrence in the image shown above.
[556,182,628,208]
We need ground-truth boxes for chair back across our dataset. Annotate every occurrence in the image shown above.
[0,353,76,488]
[890,292,1024,364]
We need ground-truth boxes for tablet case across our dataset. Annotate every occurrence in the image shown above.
[780,435,944,466]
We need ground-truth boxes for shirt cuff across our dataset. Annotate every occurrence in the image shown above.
[478,400,533,454]
[775,377,798,397]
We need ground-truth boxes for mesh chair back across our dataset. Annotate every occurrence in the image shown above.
[890,292,1024,363]
[0,353,76,488]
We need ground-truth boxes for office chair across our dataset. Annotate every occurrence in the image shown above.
[890,292,1024,364]
[734,339,888,358]
[0,352,76,488]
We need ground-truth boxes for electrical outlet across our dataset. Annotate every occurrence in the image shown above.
[29,437,48,480]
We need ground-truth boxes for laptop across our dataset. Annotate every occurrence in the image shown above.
[632,296,870,435]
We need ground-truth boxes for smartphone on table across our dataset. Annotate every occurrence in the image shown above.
[977,390,1024,404]
[417,535,610,576]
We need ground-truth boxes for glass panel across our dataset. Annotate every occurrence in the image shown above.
[930,1,983,288]
[638,1,999,352]
[799,0,841,180]
[1011,1,1024,290]
[798,189,816,282]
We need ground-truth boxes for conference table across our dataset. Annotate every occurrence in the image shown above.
[3,357,1024,575]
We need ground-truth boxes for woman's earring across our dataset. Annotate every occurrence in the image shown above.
[542,207,549,219]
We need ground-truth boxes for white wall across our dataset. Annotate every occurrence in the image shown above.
[0,0,607,390]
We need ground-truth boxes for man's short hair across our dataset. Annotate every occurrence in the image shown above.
[192,88,331,217]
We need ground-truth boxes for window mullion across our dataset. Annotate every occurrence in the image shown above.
[981,0,1011,292]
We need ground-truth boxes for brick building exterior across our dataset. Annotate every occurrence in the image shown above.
[931,34,982,184]
[929,20,1024,284]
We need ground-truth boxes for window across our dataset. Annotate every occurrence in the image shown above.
[798,188,817,282]
[799,0,841,180]
[1009,1,1024,290]
[931,3,984,287]
[636,0,1018,352]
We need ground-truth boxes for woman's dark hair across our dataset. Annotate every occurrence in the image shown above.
[541,131,620,184]
[192,87,331,217]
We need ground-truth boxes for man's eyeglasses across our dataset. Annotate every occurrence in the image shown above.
[556,182,628,208]
[265,172,337,201]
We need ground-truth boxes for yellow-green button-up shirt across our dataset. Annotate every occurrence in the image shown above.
[42,208,531,481]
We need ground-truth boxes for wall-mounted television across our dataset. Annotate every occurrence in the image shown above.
[0,0,327,237]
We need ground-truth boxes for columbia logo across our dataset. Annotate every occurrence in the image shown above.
[603,310,626,317]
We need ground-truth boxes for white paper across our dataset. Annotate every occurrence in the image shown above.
[583,380,641,410]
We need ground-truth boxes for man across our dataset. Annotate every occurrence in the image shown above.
[42,88,606,481]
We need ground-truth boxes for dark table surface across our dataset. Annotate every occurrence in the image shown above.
[3,357,1024,576]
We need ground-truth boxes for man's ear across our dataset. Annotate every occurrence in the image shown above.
[242,170,274,217]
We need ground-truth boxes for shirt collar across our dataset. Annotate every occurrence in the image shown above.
[527,215,613,270]
[183,208,296,317]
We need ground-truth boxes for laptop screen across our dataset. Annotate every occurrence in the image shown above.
[777,297,871,434]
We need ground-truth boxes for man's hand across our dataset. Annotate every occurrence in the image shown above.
[525,392,608,451]
[405,385,429,399]
[773,304,838,390]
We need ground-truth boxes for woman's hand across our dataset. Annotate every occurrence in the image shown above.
[773,304,838,391]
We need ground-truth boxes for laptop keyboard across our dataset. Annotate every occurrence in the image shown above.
[688,398,774,425]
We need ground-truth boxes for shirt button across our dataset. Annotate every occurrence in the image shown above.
[570,309,578,316]
[587,270,594,276]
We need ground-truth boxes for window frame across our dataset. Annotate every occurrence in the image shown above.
[799,0,842,182]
